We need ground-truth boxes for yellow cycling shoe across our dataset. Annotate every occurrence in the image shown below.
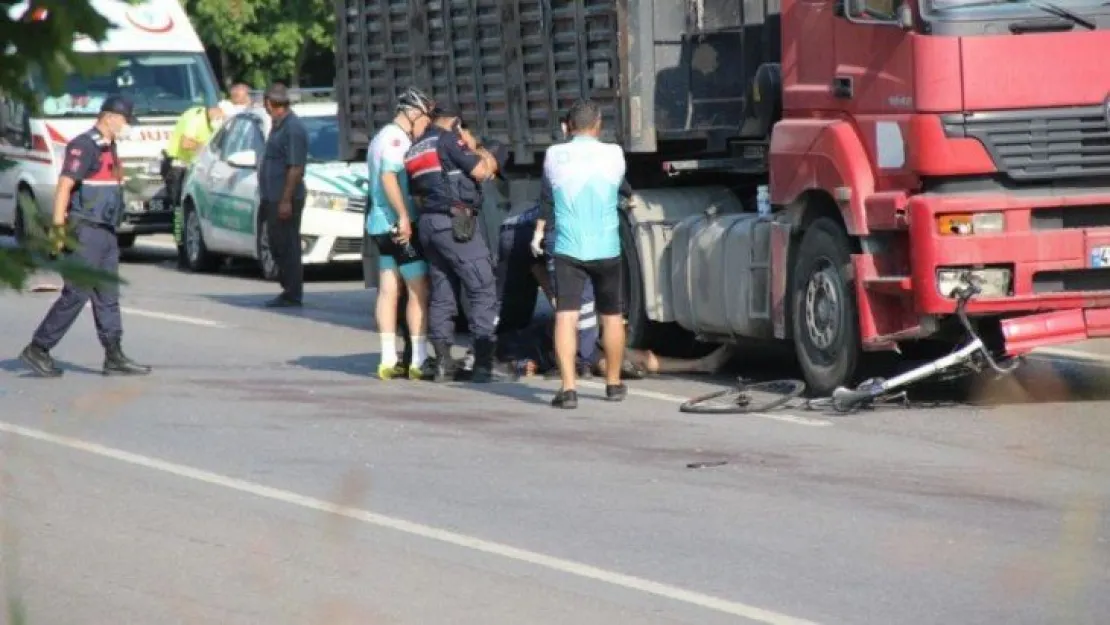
[378,362,404,380]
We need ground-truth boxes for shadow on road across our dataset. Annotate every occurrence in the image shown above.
[0,357,102,377]
[205,289,377,333]
[288,352,556,407]
[186,259,362,285]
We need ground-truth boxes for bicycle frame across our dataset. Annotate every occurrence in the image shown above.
[827,281,1021,412]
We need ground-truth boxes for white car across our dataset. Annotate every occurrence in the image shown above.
[179,101,368,278]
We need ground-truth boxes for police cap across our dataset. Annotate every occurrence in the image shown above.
[100,95,138,124]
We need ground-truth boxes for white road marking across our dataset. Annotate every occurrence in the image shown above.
[0,421,821,625]
[121,307,229,328]
[574,380,833,427]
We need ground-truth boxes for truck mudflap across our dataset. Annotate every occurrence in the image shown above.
[1000,307,1110,356]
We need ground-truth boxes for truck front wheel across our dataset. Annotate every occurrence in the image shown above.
[790,218,860,395]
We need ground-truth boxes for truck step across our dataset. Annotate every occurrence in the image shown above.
[863,276,913,295]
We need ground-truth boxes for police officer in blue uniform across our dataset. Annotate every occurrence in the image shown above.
[19,96,151,377]
[404,104,508,382]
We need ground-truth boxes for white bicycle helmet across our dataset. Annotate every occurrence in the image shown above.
[396,86,434,116]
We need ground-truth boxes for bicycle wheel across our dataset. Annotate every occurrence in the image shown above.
[680,379,807,414]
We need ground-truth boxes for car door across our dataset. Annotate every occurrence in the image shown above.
[205,117,253,252]
[225,117,266,255]
[187,122,228,246]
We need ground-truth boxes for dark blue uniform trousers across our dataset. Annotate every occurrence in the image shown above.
[496,219,599,366]
[418,212,499,344]
[33,222,123,349]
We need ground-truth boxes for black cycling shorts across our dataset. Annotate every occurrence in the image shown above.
[371,231,425,267]
[552,254,622,315]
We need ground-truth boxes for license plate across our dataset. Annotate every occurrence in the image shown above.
[149,199,165,211]
[1091,246,1110,268]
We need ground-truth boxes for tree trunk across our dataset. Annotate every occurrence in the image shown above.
[290,41,311,88]
[219,47,231,89]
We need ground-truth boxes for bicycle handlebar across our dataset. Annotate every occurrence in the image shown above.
[950,279,1020,376]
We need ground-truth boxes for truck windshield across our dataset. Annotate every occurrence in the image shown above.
[302,115,340,163]
[34,52,220,119]
[931,0,1102,9]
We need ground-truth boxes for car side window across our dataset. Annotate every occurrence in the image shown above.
[222,119,253,158]
[209,124,230,158]
[248,121,265,153]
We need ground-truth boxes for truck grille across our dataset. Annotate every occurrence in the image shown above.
[943,105,1110,182]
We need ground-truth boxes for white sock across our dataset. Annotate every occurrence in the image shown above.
[380,333,398,367]
[411,335,428,364]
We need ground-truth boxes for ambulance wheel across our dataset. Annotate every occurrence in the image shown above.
[14,187,34,243]
[182,201,220,273]
[256,217,280,281]
[790,217,860,396]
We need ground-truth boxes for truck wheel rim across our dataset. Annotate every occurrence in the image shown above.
[804,262,840,351]
[185,211,201,263]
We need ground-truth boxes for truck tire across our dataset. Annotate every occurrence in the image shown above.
[620,212,654,349]
[790,217,860,395]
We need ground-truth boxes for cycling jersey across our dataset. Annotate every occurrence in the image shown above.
[366,123,414,236]
[541,136,626,261]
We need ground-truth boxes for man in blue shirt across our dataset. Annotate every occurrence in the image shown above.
[258,83,310,308]
[533,100,628,409]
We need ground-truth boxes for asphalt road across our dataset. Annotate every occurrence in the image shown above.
[1,235,1108,625]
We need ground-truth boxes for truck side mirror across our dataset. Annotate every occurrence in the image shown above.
[897,2,914,29]
[843,0,905,23]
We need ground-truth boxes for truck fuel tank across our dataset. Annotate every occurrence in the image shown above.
[669,205,774,339]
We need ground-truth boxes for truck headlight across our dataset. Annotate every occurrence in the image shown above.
[306,190,349,212]
[936,266,1013,298]
[937,212,1004,235]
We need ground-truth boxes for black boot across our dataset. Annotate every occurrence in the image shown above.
[19,343,63,378]
[430,341,455,383]
[103,343,152,376]
[470,338,496,384]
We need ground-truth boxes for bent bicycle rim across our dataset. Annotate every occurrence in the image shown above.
[680,379,806,415]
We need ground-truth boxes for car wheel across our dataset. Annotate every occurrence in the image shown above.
[790,217,861,395]
[182,202,220,272]
[256,218,280,281]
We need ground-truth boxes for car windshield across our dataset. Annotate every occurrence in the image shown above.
[302,114,340,163]
[33,52,220,119]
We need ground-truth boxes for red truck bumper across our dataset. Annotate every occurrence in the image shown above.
[907,192,1110,355]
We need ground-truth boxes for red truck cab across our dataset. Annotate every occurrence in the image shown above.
[770,0,1110,388]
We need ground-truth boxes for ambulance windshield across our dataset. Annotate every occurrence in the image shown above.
[35,52,220,120]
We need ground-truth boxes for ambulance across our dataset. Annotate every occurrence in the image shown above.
[0,0,221,248]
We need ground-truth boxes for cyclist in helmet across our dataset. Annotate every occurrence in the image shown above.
[366,86,436,379]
